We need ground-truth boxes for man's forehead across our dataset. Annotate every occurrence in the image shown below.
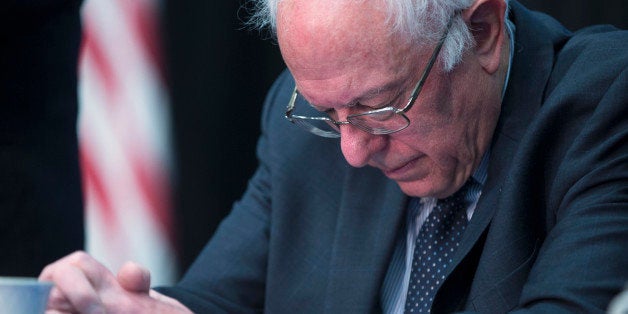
[277,0,388,37]
[278,0,381,16]
[276,0,403,65]
[277,0,428,107]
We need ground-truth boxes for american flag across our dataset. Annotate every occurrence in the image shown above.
[78,0,178,285]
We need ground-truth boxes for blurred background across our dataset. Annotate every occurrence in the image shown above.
[1,0,626,284]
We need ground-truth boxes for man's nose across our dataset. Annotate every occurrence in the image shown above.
[339,123,386,168]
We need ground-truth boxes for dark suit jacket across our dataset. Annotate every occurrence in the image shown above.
[159,1,628,313]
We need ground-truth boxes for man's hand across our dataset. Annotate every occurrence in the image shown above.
[39,251,192,313]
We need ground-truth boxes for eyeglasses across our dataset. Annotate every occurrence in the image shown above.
[285,16,454,138]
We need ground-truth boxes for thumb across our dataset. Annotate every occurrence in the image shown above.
[116,261,151,293]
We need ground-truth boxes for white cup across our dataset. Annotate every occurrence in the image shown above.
[0,277,53,314]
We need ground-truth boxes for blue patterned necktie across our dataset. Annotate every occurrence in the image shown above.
[404,179,477,313]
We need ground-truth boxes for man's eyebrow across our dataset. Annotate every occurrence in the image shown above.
[361,86,387,99]
[356,81,403,107]
[355,81,397,100]
[307,81,400,111]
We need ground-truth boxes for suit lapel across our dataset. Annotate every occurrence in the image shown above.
[434,1,561,310]
[455,0,557,267]
[323,166,406,312]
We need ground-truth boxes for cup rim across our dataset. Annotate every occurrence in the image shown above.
[0,277,53,286]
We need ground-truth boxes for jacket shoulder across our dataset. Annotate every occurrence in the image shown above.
[548,26,628,95]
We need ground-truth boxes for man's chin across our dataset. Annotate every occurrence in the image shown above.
[397,180,438,198]
[396,175,462,198]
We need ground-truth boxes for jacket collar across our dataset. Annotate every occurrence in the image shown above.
[452,0,562,277]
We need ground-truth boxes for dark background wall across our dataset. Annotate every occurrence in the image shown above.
[522,0,627,31]
[163,0,628,273]
[0,0,84,276]
[163,1,284,272]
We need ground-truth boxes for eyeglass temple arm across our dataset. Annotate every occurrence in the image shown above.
[407,16,456,103]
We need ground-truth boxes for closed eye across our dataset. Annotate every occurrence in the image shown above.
[359,91,403,111]
[307,87,403,115]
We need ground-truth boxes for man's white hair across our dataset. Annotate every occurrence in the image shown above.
[247,0,509,71]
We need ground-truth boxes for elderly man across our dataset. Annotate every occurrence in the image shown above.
[40,0,627,312]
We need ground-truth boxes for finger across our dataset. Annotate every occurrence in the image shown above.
[117,261,151,293]
[44,262,105,313]
[65,252,112,289]
[39,252,107,313]
[45,287,75,312]
[40,251,109,289]
[45,310,73,314]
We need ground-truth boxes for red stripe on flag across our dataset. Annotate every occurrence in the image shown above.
[129,151,174,243]
[81,16,118,104]
[117,0,165,83]
[79,145,117,230]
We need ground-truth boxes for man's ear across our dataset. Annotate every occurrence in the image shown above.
[462,0,507,74]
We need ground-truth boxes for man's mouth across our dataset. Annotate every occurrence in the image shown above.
[382,157,421,180]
